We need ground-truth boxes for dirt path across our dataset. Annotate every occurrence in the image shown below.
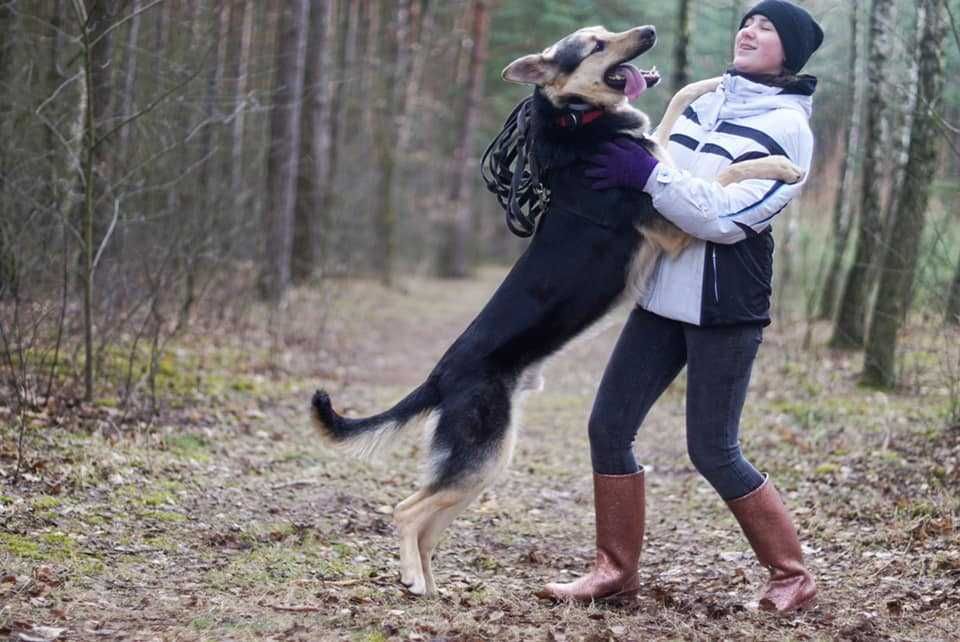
[2,267,959,641]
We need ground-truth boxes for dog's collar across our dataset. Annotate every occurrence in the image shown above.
[555,108,604,129]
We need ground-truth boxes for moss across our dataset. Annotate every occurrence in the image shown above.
[1,532,79,562]
[0,533,41,558]
[139,490,176,507]
[31,495,63,511]
[353,632,389,642]
[138,510,187,523]
[165,434,211,462]
[814,463,839,476]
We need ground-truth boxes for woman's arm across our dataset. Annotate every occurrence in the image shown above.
[587,112,813,245]
[647,117,813,244]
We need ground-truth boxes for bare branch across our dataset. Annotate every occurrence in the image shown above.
[88,0,166,50]
[946,1,960,54]
[91,198,120,272]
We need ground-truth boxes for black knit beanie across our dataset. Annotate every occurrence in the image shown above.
[740,0,824,73]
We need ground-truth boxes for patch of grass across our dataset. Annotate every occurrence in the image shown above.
[137,509,187,523]
[0,532,80,562]
[165,433,211,462]
[353,631,389,642]
[139,490,176,507]
[813,462,840,476]
[30,495,62,511]
[771,400,831,429]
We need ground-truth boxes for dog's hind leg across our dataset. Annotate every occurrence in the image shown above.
[416,485,485,595]
[395,487,475,595]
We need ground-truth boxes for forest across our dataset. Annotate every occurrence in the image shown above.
[1,1,959,640]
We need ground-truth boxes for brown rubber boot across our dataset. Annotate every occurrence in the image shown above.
[537,470,645,603]
[726,475,817,613]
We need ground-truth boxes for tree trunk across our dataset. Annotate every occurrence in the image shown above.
[862,0,947,388]
[818,0,863,320]
[441,0,490,278]
[830,0,894,349]
[947,253,960,325]
[117,0,142,158]
[672,0,692,92]
[0,2,15,296]
[231,0,255,225]
[259,0,310,303]
[881,5,921,247]
[397,0,435,156]
[292,0,334,283]
[371,0,408,285]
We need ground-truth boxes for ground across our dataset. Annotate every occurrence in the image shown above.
[2,267,959,641]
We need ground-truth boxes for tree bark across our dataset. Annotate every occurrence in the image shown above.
[370,0,408,285]
[260,0,310,303]
[292,0,335,283]
[862,0,947,388]
[231,0,255,224]
[117,0,142,158]
[396,0,435,156]
[947,253,960,325]
[831,0,894,349]
[75,0,116,400]
[0,2,15,296]
[818,0,863,320]
[671,0,692,93]
[441,0,490,278]
[881,4,921,248]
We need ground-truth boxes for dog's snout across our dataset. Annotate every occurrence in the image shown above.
[636,25,656,43]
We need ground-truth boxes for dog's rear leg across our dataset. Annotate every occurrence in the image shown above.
[417,486,484,595]
[395,488,429,591]
[395,488,470,595]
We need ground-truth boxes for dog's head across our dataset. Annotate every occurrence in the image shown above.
[502,26,661,110]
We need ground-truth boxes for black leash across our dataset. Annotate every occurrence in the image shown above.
[480,97,549,238]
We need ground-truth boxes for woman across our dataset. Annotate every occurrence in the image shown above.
[539,0,824,613]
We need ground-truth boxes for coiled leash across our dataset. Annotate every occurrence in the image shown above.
[480,97,550,238]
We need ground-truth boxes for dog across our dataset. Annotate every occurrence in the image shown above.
[311,25,803,597]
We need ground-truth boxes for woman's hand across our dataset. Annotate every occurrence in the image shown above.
[585,138,660,191]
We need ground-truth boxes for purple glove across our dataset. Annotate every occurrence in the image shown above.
[585,138,660,191]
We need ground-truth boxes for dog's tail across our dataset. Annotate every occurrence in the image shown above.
[310,383,439,460]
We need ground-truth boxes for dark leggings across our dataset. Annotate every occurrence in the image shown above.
[589,306,765,500]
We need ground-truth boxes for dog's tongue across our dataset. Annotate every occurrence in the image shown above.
[619,64,648,101]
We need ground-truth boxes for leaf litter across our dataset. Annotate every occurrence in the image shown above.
[1,268,958,640]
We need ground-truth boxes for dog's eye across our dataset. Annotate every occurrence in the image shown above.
[593,41,605,53]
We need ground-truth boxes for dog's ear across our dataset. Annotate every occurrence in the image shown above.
[502,54,556,86]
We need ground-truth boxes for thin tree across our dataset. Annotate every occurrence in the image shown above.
[292,0,335,283]
[862,0,948,387]
[672,0,692,92]
[831,0,895,349]
[441,0,491,278]
[72,0,116,400]
[230,0,255,229]
[948,253,960,325]
[368,0,402,285]
[0,2,15,295]
[818,0,863,320]
[260,0,311,303]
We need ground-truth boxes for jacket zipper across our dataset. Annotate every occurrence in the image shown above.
[712,245,719,303]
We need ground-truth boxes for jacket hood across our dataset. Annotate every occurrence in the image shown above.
[695,71,816,130]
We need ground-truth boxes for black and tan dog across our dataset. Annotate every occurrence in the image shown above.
[312,25,802,596]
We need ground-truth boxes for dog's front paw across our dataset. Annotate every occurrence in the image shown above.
[771,157,805,184]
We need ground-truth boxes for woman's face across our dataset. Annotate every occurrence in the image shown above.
[733,14,786,75]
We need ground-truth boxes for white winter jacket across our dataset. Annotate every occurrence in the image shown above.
[640,71,817,326]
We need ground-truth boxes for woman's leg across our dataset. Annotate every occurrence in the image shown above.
[588,306,688,474]
[683,323,764,499]
[540,307,686,603]
[684,323,816,612]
